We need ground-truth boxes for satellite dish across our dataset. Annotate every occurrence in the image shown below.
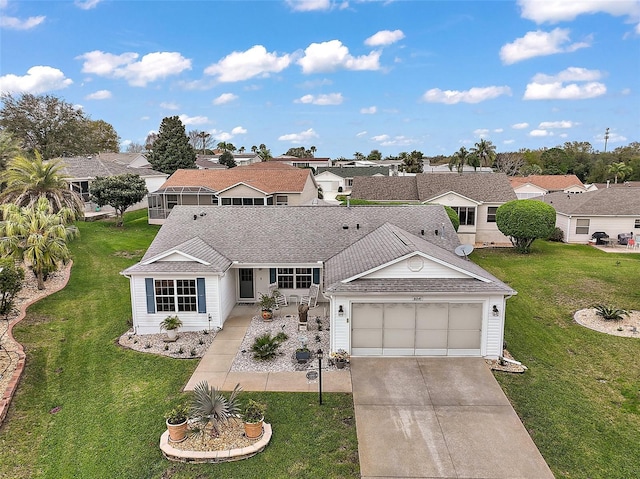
[455,244,474,259]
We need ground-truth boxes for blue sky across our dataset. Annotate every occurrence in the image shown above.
[1,0,639,158]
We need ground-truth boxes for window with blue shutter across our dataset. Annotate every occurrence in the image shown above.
[313,268,320,284]
[197,278,206,313]
[270,268,276,284]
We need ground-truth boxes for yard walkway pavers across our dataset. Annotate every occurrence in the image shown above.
[351,357,555,479]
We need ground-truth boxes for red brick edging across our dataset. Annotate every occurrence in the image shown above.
[0,261,73,427]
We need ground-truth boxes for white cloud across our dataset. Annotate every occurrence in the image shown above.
[295,93,343,105]
[160,101,179,110]
[278,128,319,142]
[298,40,381,74]
[0,66,72,94]
[538,120,575,129]
[512,122,529,129]
[518,0,640,24]
[500,28,590,64]
[365,29,405,47]
[75,0,102,10]
[524,67,607,100]
[503,139,516,144]
[85,89,111,100]
[529,129,552,137]
[78,50,191,86]
[285,0,331,11]
[494,128,504,133]
[371,134,390,142]
[204,45,291,82]
[0,11,45,30]
[213,93,238,105]
[356,131,368,137]
[360,106,377,114]
[474,129,490,137]
[597,130,627,144]
[231,126,247,135]
[178,114,209,126]
[214,131,233,141]
[422,86,511,104]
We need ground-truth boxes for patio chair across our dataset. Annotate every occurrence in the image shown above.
[300,283,319,309]
[273,291,288,310]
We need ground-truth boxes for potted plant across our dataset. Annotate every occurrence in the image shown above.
[242,399,267,439]
[295,347,311,363]
[258,291,278,321]
[164,403,190,443]
[160,315,183,340]
[330,349,350,369]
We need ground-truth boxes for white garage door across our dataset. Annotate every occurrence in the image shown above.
[351,303,482,356]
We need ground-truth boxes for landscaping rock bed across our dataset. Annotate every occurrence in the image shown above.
[117,328,217,358]
[574,308,640,337]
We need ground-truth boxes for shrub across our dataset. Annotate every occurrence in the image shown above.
[594,304,629,321]
[191,382,241,436]
[274,331,288,343]
[548,227,564,242]
[443,205,460,232]
[243,399,267,423]
[250,332,283,360]
[0,258,25,317]
[496,200,556,253]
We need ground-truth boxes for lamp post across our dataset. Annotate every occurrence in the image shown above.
[317,349,323,405]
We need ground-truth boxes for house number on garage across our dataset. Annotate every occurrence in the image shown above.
[413,297,422,301]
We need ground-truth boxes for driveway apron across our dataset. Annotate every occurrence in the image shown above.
[351,357,554,479]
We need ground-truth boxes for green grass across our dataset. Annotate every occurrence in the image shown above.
[0,210,359,479]
[473,241,640,479]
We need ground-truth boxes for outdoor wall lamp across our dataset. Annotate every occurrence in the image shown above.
[492,305,499,317]
[338,305,344,316]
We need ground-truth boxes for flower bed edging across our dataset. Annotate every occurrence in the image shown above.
[160,422,272,463]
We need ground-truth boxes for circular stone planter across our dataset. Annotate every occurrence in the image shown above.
[160,423,272,463]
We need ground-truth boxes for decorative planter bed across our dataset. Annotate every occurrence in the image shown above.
[160,423,272,463]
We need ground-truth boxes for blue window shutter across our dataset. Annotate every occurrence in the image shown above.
[270,268,276,284]
[145,278,155,314]
[197,278,206,313]
[313,268,320,284]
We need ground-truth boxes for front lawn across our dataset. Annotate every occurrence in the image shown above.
[473,241,640,479]
[0,210,359,479]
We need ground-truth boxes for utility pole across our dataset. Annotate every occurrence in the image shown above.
[604,128,610,153]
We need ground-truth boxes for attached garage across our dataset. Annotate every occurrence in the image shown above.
[351,302,482,356]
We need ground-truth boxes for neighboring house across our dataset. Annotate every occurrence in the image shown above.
[315,166,390,195]
[423,164,494,174]
[195,153,261,169]
[268,155,332,171]
[121,205,516,359]
[147,162,319,224]
[592,181,640,190]
[510,174,587,199]
[351,173,517,245]
[56,153,168,214]
[533,188,640,244]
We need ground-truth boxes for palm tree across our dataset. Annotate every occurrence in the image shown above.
[0,130,22,170]
[0,197,79,289]
[608,162,632,184]
[0,152,84,219]
[449,147,469,174]
[196,131,210,155]
[191,381,241,437]
[470,139,497,168]
[310,145,316,157]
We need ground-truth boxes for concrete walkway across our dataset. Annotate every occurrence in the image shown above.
[352,357,554,479]
[185,308,553,478]
[184,305,352,393]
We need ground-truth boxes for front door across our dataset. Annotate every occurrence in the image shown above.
[239,268,254,299]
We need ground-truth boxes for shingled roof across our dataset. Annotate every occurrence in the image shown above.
[316,166,390,178]
[55,155,166,179]
[351,173,516,203]
[123,205,461,274]
[510,174,585,191]
[533,187,640,216]
[157,162,314,194]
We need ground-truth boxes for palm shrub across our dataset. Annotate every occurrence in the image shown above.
[594,304,629,321]
[191,382,241,437]
[250,332,286,360]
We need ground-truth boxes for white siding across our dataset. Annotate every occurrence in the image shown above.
[218,269,236,327]
[128,274,221,334]
[363,255,468,279]
[560,214,640,244]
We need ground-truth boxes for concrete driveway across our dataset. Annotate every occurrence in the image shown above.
[351,357,554,479]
